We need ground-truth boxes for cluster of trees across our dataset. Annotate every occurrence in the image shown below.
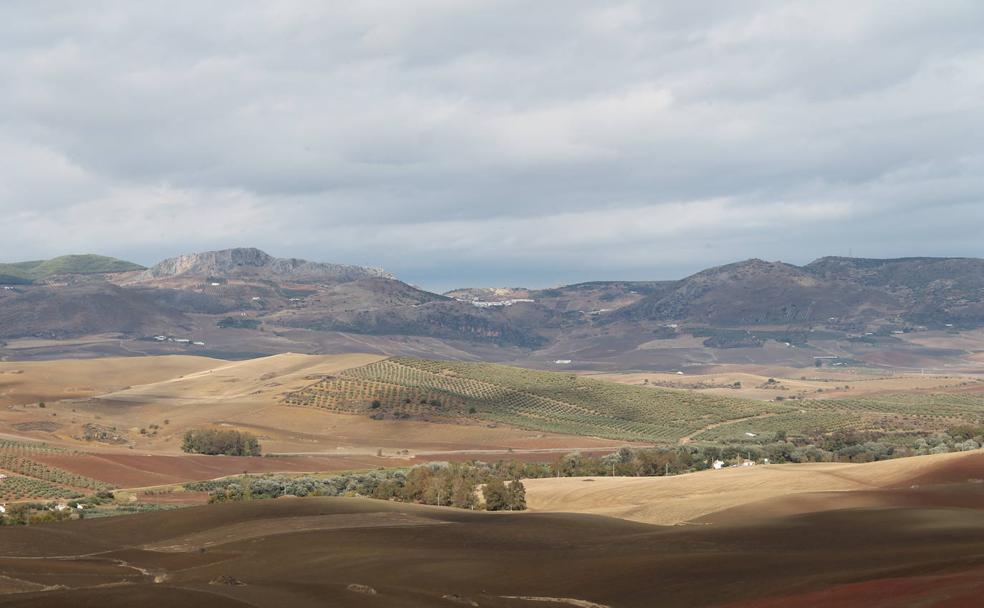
[187,462,526,511]
[181,429,261,456]
[387,462,525,510]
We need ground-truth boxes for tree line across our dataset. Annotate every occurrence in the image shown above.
[187,462,527,511]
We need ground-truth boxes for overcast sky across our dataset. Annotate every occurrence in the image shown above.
[2,1,983,291]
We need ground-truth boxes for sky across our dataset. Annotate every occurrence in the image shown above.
[2,1,983,292]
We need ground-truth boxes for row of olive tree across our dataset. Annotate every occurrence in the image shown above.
[188,462,526,511]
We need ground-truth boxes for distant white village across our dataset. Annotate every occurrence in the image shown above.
[152,335,206,347]
[459,297,536,308]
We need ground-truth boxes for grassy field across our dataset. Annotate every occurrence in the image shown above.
[0,254,143,283]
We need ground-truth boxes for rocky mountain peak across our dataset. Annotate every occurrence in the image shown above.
[139,247,394,282]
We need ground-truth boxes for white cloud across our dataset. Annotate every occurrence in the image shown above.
[1,1,983,288]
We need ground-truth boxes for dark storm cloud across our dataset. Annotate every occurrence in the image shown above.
[2,1,983,290]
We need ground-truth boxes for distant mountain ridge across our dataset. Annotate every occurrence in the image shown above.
[137,247,393,283]
[444,256,984,328]
[2,251,982,353]
[611,256,984,327]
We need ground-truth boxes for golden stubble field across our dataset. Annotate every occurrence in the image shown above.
[587,365,984,401]
[524,450,984,525]
[0,353,624,459]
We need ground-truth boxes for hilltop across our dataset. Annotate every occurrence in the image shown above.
[130,247,393,283]
[0,248,541,350]
[0,254,144,284]
[614,256,984,327]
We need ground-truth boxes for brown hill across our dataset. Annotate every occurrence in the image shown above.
[0,282,191,340]
[617,258,895,326]
[0,471,982,607]
[524,450,984,525]
[804,256,984,326]
[615,256,984,328]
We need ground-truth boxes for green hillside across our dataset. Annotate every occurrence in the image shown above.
[285,357,797,442]
[284,358,984,444]
[0,254,144,283]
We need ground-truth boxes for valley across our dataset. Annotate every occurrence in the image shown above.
[1,249,982,608]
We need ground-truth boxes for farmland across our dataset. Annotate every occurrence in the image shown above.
[285,357,798,442]
[0,439,113,501]
[693,393,984,442]
[285,357,984,445]
[0,450,982,608]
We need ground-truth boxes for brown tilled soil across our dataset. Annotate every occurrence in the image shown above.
[0,453,979,607]
[31,452,395,487]
[0,481,981,608]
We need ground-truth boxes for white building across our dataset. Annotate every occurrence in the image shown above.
[712,460,725,470]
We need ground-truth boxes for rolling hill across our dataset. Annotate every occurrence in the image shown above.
[0,450,982,607]
[524,450,984,524]
[0,254,144,284]
[282,357,984,445]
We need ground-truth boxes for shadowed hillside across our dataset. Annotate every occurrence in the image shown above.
[0,461,982,608]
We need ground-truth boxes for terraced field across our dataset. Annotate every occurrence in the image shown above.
[0,439,113,501]
[285,358,797,442]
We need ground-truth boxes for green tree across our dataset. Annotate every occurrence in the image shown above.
[483,478,510,511]
[506,480,526,510]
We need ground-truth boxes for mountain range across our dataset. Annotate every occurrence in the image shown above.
[1,248,982,368]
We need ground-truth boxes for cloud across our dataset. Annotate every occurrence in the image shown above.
[1,1,983,289]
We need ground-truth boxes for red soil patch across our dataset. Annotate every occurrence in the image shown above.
[137,491,210,505]
[33,453,393,488]
[36,449,613,489]
[720,564,984,608]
